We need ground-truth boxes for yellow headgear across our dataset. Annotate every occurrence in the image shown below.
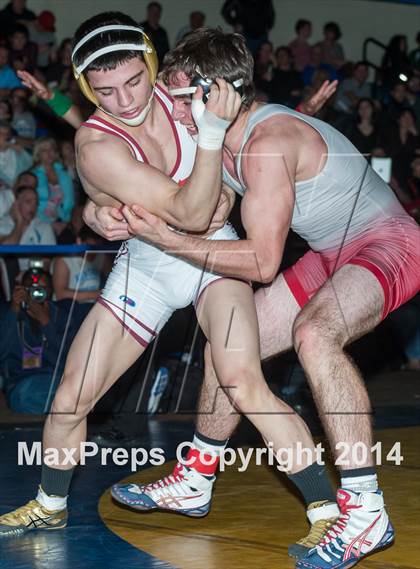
[71,24,158,107]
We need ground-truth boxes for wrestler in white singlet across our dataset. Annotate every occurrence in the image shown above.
[81,83,238,346]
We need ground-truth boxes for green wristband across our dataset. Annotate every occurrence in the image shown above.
[45,89,72,117]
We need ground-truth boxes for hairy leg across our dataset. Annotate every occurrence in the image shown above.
[196,275,300,439]
[43,303,146,468]
[196,279,314,473]
[292,265,384,469]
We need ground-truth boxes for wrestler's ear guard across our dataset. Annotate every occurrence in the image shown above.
[169,74,244,103]
[72,25,158,106]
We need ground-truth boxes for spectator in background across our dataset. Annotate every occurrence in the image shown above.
[7,24,38,73]
[57,202,85,245]
[0,170,37,214]
[0,120,32,189]
[0,185,56,272]
[175,11,205,44]
[409,31,420,73]
[382,35,412,88]
[253,40,274,98]
[13,169,37,192]
[140,2,169,67]
[0,270,87,414]
[31,136,74,234]
[406,75,420,123]
[0,46,22,97]
[303,43,338,86]
[59,139,82,202]
[44,38,73,92]
[385,81,411,125]
[315,21,346,70]
[26,10,56,70]
[346,98,382,156]
[384,108,420,196]
[269,46,303,106]
[53,225,103,304]
[0,98,12,121]
[0,0,36,40]
[334,61,371,115]
[288,19,312,72]
[221,0,275,56]
[10,86,36,147]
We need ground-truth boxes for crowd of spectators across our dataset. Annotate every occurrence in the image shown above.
[249,18,420,218]
[0,0,419,414]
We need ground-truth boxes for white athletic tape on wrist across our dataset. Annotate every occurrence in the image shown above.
[192,99,231,151]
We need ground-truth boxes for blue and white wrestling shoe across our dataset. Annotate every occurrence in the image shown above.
[296,489,394,569]
[111,463,213,517]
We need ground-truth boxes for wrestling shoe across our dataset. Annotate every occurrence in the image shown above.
[296,489,394,568]
[111,462,213,517]
[288,500,339,559]
[0,500,67,536]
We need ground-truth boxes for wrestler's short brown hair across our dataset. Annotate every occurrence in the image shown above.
[162,27,256,109]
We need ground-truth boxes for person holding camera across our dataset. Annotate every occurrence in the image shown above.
[0,268,86,414]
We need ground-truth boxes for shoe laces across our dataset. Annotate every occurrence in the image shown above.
[0,500,42,525]
[297,516,338,548]
[143,463,187,494]
[317,497,361,548]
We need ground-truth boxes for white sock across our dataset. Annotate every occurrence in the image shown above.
[341,473,378,493]
[36,485,67,511]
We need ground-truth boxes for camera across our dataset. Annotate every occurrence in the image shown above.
[21,261,51,309]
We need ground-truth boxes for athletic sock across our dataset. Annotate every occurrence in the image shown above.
[288,462,336,507]
[39,464,75,509]
[341,467,378,493]
[185,432,228,479]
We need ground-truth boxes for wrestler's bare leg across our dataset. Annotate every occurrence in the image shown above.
[197,264,383,472]
[44,303,147,467]
[196,278,313,473]
[196,275,300,443]
[293,264,384,469]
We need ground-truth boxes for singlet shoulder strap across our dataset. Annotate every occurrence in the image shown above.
[81,116,149,163]
[235,105,288,188]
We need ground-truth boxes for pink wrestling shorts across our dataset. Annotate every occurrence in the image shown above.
[283,214,420,319]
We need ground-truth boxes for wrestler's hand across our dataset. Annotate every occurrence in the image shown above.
[192,79,242,150]
[122,205,171,247]
[204,187,235,235]
[204,78,242,123]
[83,200,132,241]
[17,70,53,101]
[301,80,338,116]
[27,300,50,326]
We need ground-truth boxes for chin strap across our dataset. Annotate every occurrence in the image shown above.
[100,87,155,127]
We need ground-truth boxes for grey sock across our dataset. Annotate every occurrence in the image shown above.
[288,463,336,506]
[41,464,75,497]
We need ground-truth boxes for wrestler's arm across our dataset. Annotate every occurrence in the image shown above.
[78,134,220,232]
[124,134,296,283]
[78,83,240,232]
